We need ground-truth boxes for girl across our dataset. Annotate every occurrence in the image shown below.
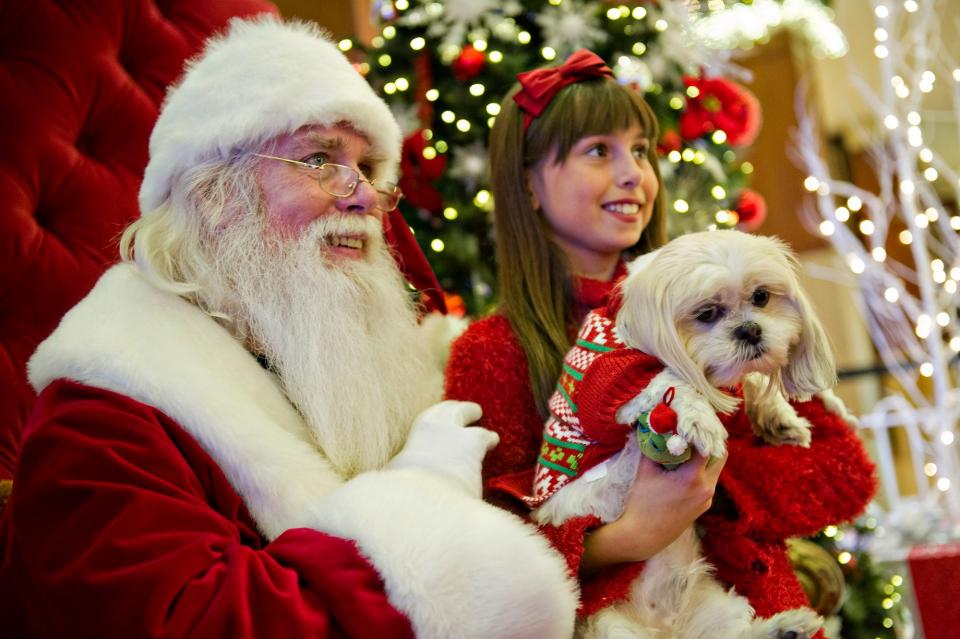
[445,50,875,621]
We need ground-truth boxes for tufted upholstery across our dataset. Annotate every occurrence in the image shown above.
[0,0,277,479]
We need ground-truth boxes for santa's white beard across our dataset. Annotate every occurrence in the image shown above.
[202,211,442,478]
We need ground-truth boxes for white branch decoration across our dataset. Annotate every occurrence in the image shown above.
[792,0,960,552]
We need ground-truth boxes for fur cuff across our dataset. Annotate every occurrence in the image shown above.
[314,468,578,639]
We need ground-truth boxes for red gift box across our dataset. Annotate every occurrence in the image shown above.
[908,542,960,639]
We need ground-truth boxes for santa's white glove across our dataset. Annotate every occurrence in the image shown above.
[387,400,498,498]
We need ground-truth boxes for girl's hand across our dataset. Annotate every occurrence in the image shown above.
[580,451,726,574]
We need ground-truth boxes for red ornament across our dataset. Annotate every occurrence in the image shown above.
[735,189,767,231]
[452,45,486,81]
[443,292,467,318]
[679,76,761,147]
[648,387,678,435]
[399,129,447,213]
[657,128,682,155]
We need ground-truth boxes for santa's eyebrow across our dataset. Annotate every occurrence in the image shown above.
[292,134,346,153]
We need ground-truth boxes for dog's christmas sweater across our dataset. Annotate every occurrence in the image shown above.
[520,306,666,507]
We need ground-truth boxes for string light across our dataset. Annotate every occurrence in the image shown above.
[410,36,425,50]
[872,246,886,262]
[338,39,353,52]
[430,239,445,252]
[819,220,835,236]
[443,207,458,220]
[884,287,899,303]
[674,199,690,213]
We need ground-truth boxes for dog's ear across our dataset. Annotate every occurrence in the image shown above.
[783,284,837,398]
[616,264,739,414]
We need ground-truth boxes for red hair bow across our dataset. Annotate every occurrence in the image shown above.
[513,49,614,130]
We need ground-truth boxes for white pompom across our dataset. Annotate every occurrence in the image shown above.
[667,435,688,456]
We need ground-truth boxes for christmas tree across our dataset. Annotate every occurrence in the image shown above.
[356,0,764,314]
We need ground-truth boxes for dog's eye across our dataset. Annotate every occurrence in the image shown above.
[695,305,724,323]
[752,288,770,308]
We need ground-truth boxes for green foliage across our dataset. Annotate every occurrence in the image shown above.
[810,519,908,638]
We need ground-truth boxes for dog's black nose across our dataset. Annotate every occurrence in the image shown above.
[734,321,762,345]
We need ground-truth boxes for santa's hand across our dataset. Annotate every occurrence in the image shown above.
[387,400,497,498]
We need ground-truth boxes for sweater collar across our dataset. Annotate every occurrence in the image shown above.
[571,260,627,322]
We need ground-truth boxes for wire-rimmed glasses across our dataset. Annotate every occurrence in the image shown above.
[252,153,403,212]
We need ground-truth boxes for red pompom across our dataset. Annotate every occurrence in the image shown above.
[735,189,767,231]
[452,45,486,81]
[648,387,678,434]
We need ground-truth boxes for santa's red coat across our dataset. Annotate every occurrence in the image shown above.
[0,380,412,639]
[445,272,877,620]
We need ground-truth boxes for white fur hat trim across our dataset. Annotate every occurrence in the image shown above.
[139,16,401,213]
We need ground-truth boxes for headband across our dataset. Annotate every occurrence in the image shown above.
[513,49,615,130]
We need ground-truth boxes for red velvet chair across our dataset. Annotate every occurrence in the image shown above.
[0,0,277,482]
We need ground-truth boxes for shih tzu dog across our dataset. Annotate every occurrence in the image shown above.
[528,230,848,639]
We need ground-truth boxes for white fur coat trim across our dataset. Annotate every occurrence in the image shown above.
[28,264,577,639]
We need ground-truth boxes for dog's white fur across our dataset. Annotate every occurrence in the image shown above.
[535,230,840,639]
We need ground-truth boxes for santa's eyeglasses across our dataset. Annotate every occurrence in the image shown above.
[252,153,403,212]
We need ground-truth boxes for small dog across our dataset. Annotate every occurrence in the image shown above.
[530,230,843,639]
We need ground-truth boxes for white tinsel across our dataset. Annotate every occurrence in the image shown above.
[535,0,608,57]
[399,0,521,48]
[389,102,422,137]
[689,0,848,59]
[448,141,488,194]
[613,55,653,92]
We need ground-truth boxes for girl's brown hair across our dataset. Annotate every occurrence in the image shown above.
[489,77,668,416]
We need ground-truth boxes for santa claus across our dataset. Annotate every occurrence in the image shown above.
[0,17,576,638]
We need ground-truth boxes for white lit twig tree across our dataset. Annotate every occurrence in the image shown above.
[793,0,960,542]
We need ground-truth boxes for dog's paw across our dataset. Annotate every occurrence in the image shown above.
[752,608,822,639]
[674,401,727,458]
[745,380,813,448]
[757,410,813,448]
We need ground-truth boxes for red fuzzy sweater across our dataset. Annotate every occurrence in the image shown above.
[445,269,877,620]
